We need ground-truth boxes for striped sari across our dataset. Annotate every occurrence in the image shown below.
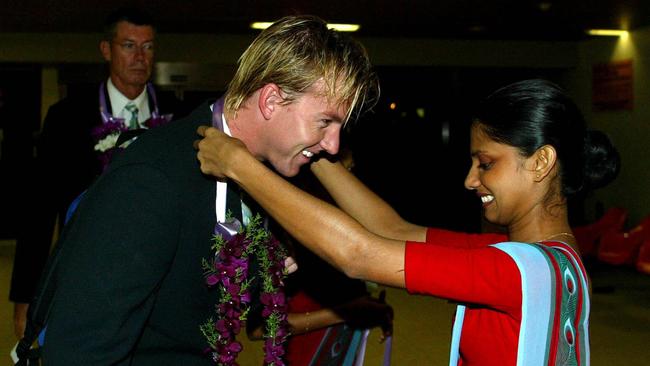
[449,241,590,366]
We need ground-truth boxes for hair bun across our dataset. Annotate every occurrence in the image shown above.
[583,129,620,190]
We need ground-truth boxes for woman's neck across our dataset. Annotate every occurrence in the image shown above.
[508,202,574,245]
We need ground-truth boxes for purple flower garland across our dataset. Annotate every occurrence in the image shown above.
[91,116,170,172]
[201,214,289,366]
[94,82,172,172]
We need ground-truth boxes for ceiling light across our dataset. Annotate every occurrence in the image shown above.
[250,22,274,30]
[538,2,552,12]
[250,22,360,32]
[327,23,361,32]
[587,29,629,38]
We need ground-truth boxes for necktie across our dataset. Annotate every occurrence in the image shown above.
[124,103,139,129]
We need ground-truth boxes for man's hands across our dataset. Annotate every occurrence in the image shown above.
[195,126,247,179]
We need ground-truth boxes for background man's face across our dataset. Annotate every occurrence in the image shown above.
[101,21,155,95]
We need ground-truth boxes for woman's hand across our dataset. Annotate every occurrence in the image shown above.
[195,125,248,179]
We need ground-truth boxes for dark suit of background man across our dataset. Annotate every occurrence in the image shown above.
[9,7,185,340]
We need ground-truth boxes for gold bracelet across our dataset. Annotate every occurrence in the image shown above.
[305,311,311,332]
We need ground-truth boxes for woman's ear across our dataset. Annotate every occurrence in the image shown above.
[258,83,284,120]
[533,145,557,182]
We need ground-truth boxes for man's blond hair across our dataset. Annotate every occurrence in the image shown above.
[224,15,378,123]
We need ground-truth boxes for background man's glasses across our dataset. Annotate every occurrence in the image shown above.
[114,41,154,54]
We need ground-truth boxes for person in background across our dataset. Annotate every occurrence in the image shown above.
[196,79,620,365]
[9,7,185,340]
[40,15,378,365]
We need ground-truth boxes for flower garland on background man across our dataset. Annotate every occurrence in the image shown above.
[92,82,172,170]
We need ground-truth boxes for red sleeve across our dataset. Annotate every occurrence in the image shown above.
[404,240,521,312]
[425,227,508,248]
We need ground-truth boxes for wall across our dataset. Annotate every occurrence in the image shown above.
[0,31,578,123]
[567,26,650,226]
[1,30,646,225]
[0,32,578,67]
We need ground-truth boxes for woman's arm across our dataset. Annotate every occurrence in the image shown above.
[249,309,345,340]
[311,158,427,242]
[196,127,406,287]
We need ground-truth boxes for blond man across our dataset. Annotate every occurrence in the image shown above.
[40,15,377,366]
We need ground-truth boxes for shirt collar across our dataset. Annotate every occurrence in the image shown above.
[106,78,148,115]
[209,102,232,137]
[222,112,232,136]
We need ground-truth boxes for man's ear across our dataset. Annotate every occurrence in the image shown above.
[258,83,284,120]
[532,144,557,182]
[100,41,112,62]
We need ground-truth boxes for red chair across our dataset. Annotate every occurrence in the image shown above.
[598,215,650,266]
[637,239,650,275]
[573,207,628,257]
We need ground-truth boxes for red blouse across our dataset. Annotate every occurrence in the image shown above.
[405,228,523,365]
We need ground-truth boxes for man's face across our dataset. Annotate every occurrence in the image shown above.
[100,21,154,96]
[259,80,347,177]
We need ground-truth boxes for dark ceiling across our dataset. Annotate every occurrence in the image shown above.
[2,0,648,41]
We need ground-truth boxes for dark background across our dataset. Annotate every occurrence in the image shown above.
[0,63,579,238]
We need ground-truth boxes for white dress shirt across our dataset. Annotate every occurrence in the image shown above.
[106,78,151,127]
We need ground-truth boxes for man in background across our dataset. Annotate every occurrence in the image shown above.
[9,7,184,339]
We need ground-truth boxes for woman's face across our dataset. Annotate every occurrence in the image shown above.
[464,124,537,227]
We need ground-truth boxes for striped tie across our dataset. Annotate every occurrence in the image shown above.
[124,103,139,129]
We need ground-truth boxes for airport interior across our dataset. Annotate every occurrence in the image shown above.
[1,1,649,365]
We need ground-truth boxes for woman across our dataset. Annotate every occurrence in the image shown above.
[196,79,619,365]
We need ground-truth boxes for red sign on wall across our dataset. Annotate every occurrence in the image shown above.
[592,59,634,111]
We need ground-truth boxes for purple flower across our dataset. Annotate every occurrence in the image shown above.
[263,339,286,365]
[225,283,241,299]
[215,341,243,364]
[230,257,249,273]
[203,216,288,365]
[220,240,245,258]
[215,261,238,283]
[261,292,286,317]
[239,290,251,303]
[217,302,239,319]
[91,121,128,172]
[91,120,127,140]
[216,317,241,338]
[206,274,219,286]
[260,292,285,307]
[274,325,289,339]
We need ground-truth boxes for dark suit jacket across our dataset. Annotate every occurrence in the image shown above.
[42,102,239,365]
[10,84,185,303]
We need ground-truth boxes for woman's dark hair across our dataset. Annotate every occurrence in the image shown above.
[473,79,620,196]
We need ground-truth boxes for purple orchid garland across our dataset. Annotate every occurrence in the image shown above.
[91,116,170,172]
[93,82,172,171]
[201,214,289,366]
